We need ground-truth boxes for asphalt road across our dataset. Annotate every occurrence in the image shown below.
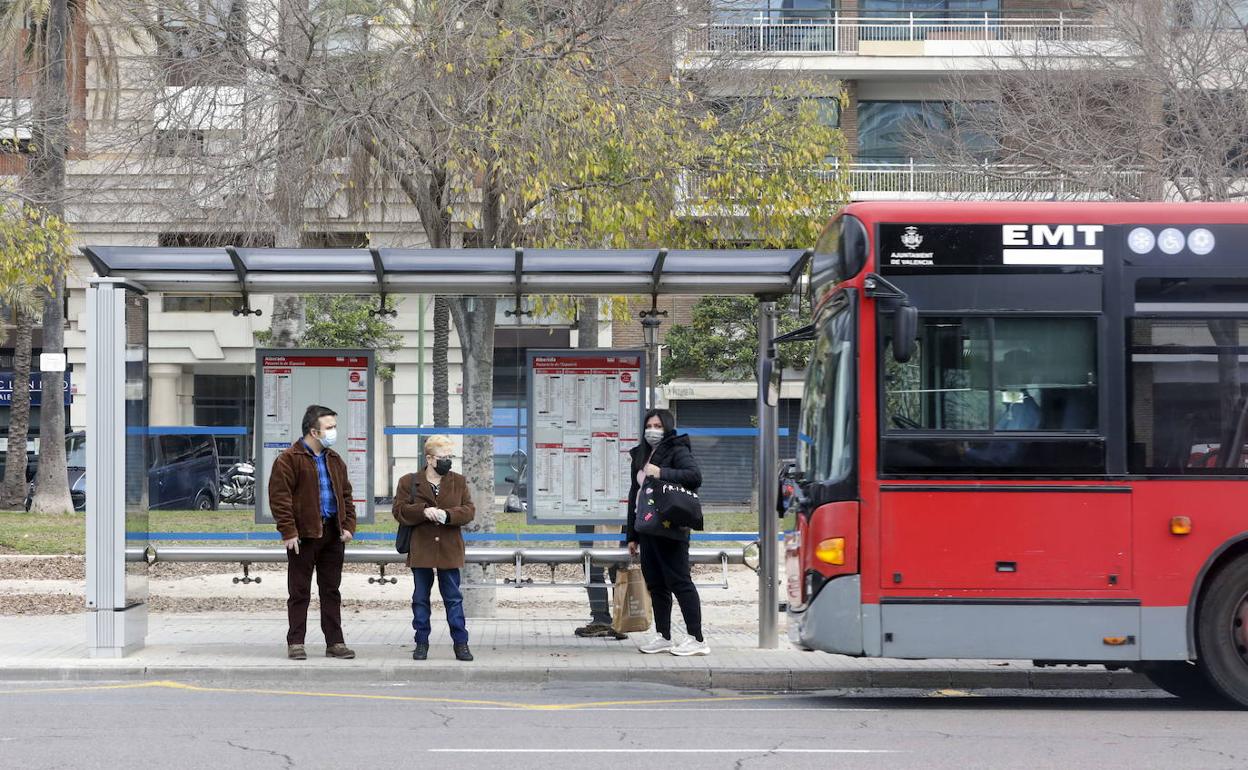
[0,680,1243,769]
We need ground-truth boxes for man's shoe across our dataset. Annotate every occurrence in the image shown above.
[325,643,356,659]
[574,623,612,638]
[287,644,307,660]
[412,643,429,661]
[670,637,710,657]
[454,644,474,662]
[637,634,673,654]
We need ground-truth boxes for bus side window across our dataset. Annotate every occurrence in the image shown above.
[1130,316,1248,474]
[882,315,1102,475]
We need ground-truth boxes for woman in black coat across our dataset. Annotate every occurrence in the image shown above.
[626,408,708,656]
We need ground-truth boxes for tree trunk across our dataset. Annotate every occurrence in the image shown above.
[432,296,449,426]
[0,310,34,509]
[28,0,73,515]
[268,0,310,348]
[448,296,497,617]
[576,297,599,348]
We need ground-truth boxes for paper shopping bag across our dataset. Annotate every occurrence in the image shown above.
[611,564,652,634]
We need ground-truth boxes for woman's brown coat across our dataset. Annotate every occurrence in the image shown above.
[392,470,475,569]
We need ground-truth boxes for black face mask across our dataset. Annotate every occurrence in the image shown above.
[434,458,453,476]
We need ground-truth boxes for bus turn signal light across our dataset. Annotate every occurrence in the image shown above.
[1170,516,1193,535]
[815,538,845,565]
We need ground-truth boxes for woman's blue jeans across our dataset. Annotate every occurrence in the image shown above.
[411,567,468,645]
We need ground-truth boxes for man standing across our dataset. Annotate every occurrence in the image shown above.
[269,404,357,660]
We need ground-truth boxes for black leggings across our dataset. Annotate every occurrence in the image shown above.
[638,534,703,642]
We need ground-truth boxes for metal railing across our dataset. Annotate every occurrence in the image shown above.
[680,161,1128,200]
[128,545,752,590]
[684,13,1110,54]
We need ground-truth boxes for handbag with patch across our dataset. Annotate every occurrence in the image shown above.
[635,480,704,534]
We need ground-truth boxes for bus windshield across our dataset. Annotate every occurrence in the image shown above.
[798,294,855,484]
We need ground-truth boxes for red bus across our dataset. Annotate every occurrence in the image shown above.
[785,200,1248,705]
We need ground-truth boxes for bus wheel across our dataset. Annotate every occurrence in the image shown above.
[1131,661,1225,703]
[1196,556,1248,708]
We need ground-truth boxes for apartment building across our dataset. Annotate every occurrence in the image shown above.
[0,1,1109,503]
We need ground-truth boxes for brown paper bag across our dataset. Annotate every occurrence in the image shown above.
[611,564,652,634]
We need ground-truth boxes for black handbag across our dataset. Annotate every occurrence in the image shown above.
[396,523,414,554]
[635,480,704,534]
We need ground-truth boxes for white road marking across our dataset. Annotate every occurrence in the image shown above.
[430,749,896,754]
[447,706,881,712]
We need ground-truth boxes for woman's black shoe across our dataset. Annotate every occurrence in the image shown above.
[454,644,474,662]
[412,643,429,661]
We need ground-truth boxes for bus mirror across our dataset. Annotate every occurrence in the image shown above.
[892,305,918,363]
[762,356,780,407]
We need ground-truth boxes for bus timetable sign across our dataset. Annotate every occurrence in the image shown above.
[879,223,1106,274]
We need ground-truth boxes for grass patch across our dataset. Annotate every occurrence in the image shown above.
[0,507,788,555]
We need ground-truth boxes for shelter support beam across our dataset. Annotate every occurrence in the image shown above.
[756,299,780,649]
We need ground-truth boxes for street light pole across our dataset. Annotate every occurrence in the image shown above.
[640,303,665,410]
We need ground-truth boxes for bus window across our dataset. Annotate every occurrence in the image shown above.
[882,315,1101,475]
[1130,317,1248,474]
[799,297,855,484]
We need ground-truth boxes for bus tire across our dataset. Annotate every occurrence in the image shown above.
[1131,661,1225,703]
[1196,555,1248,708]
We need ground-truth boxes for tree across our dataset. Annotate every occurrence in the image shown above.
[663,296,814,384]
[0,204,75,510]
[916,0,1248,201]
[0,0,90,513]
[256,295,402,377]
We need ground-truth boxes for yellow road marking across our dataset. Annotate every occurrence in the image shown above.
[1,679,787,711]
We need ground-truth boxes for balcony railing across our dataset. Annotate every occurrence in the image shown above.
[681,161,1129,201]
[684,13,1110,54]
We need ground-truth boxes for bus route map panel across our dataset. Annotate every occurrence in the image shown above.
[526,350,645,525]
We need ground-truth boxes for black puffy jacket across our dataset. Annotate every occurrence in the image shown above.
[626,432,702,542]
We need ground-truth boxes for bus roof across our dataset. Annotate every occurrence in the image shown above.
[842,201,1248,226]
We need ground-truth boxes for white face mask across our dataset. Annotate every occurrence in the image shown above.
[644,428,664,446]
[319,428,338,448]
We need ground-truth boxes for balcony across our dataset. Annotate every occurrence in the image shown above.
[680,161,1127,204]
[683,13,1109,56]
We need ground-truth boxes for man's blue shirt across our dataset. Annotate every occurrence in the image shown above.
[302,440,338,519]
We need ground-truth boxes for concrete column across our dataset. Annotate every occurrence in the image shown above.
[148,364,182,427]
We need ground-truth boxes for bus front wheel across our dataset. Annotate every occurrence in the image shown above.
[1196,555,1248,708]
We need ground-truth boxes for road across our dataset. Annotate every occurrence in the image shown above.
[0,680,1243,769]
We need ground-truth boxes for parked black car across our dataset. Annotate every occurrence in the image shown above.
[26,431,219,511]
[0,438,37,484]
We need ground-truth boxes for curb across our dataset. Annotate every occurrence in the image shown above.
[0,664,1154,691]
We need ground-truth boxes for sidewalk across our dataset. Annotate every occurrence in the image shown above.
[0,611,1152,691]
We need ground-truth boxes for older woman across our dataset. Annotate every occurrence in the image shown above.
[392,435,476,662]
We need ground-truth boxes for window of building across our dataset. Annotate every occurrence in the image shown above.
[882,315,1101,474]
[0,97,32,153]
[858,100,996,161]
[162,296,239,313]
[861,0,1001,18]
[159,232,275,248]
[1130,316,1248,474]
[713,1,838,23]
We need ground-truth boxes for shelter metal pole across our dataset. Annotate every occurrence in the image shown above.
[756,300,780,649]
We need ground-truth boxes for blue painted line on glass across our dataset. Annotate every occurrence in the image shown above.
[128,531,768,542]
[384,426,789,437]
[146,426,249,436]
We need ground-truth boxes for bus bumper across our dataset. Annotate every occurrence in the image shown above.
[793,574,865,655]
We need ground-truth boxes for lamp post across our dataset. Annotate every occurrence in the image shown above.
[639,304,665,410]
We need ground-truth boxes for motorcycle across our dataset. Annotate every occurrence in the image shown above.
[219,460,256,506]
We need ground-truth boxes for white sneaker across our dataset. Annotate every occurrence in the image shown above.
[637,634,674,654]
[670,637,710,657]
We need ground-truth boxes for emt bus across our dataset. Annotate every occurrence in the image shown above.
[785,201,1248,705]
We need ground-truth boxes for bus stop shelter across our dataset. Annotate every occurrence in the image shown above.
[79,245,811,656]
